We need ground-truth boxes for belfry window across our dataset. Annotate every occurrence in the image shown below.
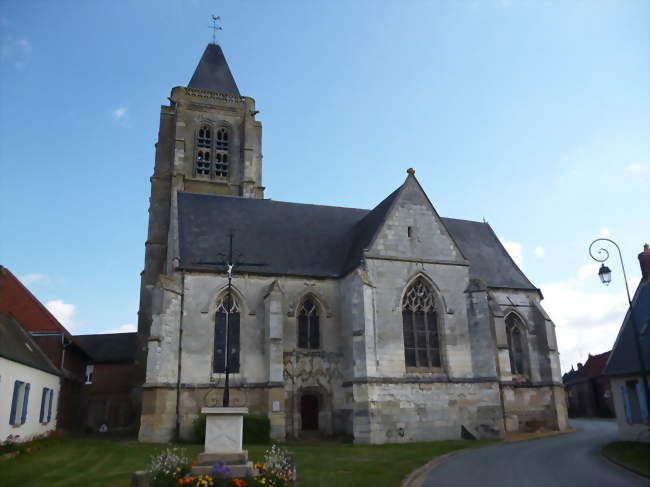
[402,278,441,368]
[214,128,229,177]
[506,314,526,375]
[195,125,213,176]
[297,298,320,349]
[195,125,230,178]
[213,293,240,374]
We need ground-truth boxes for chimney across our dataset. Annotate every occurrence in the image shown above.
[639,243,650,281]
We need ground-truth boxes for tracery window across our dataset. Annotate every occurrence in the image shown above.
[402,278,441,368]
[297,298,320,349]
[213,293,240,374]
[195,125,230,178]
[506,314,526,375]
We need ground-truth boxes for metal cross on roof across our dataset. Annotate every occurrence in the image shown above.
[210,15,223,45]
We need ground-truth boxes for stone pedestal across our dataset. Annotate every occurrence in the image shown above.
[191,407,255,478]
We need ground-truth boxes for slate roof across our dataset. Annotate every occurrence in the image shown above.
[562,367,581,386]
[177,190,538,291]
[74,332,137,364]
[605,278,650,376]
[188,44,240,95]
[0,313,61,376]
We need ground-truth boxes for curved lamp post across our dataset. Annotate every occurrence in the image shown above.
[589,238,650,416]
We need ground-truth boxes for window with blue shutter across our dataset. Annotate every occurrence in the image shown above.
[40,388,47,423]
[9,380,22,425]
[20,383,30,425]
[47,389,53,422]
[635,382,649,424]
[621,385,633,424]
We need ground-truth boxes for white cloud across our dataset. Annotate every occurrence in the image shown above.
[103,323,137,334]
[500,240,523,269]
[112,106,128,120]
[576,262,600,280]
[624,162,649,175]
[20,273,50,285]
[45,299,83,331]
[533,246,545,257]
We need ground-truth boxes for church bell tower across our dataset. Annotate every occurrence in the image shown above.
[135,44,264,431]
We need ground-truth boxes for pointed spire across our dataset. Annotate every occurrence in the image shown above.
[188,44,240,95]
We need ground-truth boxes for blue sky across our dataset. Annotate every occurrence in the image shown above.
[1,0,648,371]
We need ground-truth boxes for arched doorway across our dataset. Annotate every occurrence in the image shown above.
[300,394,319,431]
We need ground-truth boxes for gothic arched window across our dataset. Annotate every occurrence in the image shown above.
[506,314,526,375]
[213,293,240,374]
[297,297,320,349]
[214,127,229,177]
[402,278,441,368]
[195,125,213,176]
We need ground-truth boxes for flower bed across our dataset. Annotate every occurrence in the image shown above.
[148,445,296,487]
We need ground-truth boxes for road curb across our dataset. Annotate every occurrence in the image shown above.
[402,429,577,487]
[401,450,467,487]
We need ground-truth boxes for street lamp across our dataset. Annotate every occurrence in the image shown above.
[598,264,612,286]
[588,238,650,417]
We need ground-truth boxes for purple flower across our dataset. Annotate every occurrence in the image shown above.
[210,461,231,478]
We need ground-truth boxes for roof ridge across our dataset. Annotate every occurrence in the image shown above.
[180,191,371,212]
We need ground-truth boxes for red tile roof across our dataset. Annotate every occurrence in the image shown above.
[579,351,611,378]
[0,266,72,336]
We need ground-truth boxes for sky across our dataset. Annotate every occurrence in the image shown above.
[1,0,648,372]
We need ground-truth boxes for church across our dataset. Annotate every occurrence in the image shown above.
[136,43,568,444]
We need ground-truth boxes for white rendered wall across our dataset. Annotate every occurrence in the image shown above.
[0,357,60,442]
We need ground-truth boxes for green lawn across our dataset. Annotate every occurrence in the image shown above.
[602,441,650,477]
[0,437,491,487]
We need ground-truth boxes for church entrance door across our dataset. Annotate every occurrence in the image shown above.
[300,394,319,431]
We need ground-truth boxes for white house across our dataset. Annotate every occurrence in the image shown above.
[0,313,61,442]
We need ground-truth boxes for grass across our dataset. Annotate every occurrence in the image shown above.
[602,441,650,477]
[0,437,492,487]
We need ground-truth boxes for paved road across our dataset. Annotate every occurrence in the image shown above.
[423,419,648,487]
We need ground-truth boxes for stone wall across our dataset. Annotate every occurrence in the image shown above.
[352,381,504,444]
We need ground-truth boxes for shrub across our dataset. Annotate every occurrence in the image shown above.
[243,414,270,445]
[193,413,270,445]
[193,413,207,444]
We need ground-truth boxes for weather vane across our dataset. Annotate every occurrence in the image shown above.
[210,15,223,44]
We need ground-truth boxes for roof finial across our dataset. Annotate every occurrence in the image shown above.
[407,168,415,175]
[210,15,223,45]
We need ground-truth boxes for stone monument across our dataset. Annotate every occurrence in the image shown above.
[191,407,255,478]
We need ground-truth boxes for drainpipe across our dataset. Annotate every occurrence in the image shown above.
[175,270,186,440]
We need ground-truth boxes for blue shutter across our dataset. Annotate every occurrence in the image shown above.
[635,382,649,424]
[39,388,47,423]
[20,383,30,424]
[9,380,22,424]
[621,385,633,424]
[47,389,53,422]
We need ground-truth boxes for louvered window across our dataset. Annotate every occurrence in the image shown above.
[213,294,240,373]
[214,128,229,177]
[402,278,440,368]
[195,125,212,176]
